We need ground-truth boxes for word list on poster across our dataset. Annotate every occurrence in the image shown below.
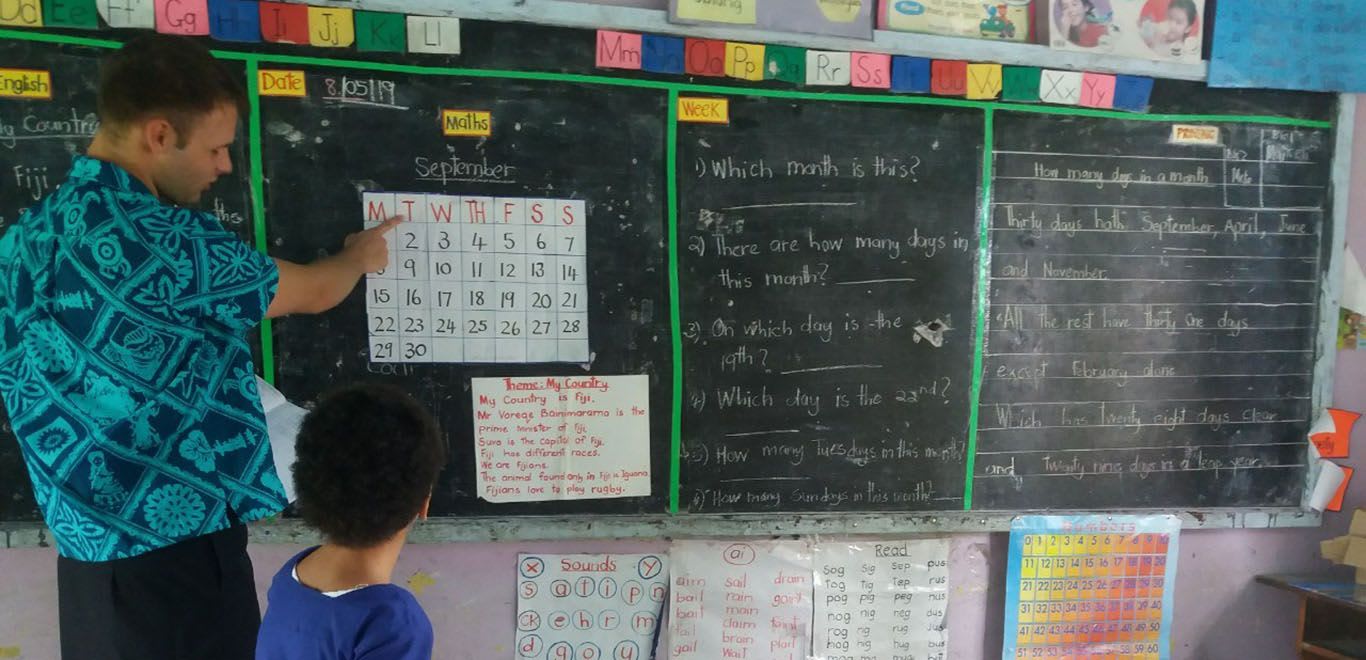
[669,540,812,660]
[515,553,669,660]
[362,192,589,364]
[813,540,949,660]
[471,376,651,503]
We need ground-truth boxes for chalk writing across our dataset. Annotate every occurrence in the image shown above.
[678,98,981,514]
[977,117,1329,509]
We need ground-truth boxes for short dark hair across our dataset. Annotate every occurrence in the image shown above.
[293,384,446,547]
[97,34,247,145]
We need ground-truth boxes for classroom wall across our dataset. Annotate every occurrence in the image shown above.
[565,0,665,7]
[0,105,1362,660]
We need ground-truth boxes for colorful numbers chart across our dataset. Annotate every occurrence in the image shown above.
[363,192,589,364]
[515,553,668,660]
[1002,515,1181,660]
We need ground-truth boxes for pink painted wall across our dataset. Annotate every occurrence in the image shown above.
[0,537,1000,660]
[1,105,1362,660]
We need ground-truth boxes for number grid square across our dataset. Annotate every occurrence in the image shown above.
[1006,518,1179,660]
[363,192,591,363]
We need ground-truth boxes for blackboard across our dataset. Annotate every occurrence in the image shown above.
[0,20,1344,527]
[975,114,1333,509]
[258,66,673,515]
[676,96,981,513]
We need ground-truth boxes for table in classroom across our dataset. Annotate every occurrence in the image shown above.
[1256,572,1366,659]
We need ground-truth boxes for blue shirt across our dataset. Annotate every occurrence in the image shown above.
[0,156,286,561]
[258,548,434,660]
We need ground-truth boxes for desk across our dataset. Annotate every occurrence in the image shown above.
[1258,573,1366,659]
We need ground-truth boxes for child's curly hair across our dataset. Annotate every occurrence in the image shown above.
[293,383,446,547]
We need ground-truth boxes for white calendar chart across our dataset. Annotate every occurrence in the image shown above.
[363,192,589,363]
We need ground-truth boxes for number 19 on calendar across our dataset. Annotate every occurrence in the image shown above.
[362,192,590,364]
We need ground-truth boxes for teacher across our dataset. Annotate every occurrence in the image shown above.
[0,34,396,659]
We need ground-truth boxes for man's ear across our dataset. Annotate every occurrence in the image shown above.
[141,117,177,155]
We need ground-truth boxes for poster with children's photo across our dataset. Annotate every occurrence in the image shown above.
[1339,308,1365,350]
[1049,0,1203,64]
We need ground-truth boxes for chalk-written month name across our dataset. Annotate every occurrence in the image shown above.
[997,205,1315,241]
[413,154,516,184]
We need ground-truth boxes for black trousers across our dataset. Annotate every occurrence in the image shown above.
[57,523,260,660]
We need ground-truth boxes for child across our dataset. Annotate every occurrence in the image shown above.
[1058,0,1112,49]
[1140,0,1199,58]
[257,384,447,660]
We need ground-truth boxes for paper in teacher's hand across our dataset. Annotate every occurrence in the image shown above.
[256,377,305,503]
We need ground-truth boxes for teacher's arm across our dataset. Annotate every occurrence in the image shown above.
[266,217,401,318]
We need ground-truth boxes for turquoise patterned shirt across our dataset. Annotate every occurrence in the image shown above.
[0,156,287,561]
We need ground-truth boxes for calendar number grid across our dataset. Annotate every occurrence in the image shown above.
[363,192,589,364]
